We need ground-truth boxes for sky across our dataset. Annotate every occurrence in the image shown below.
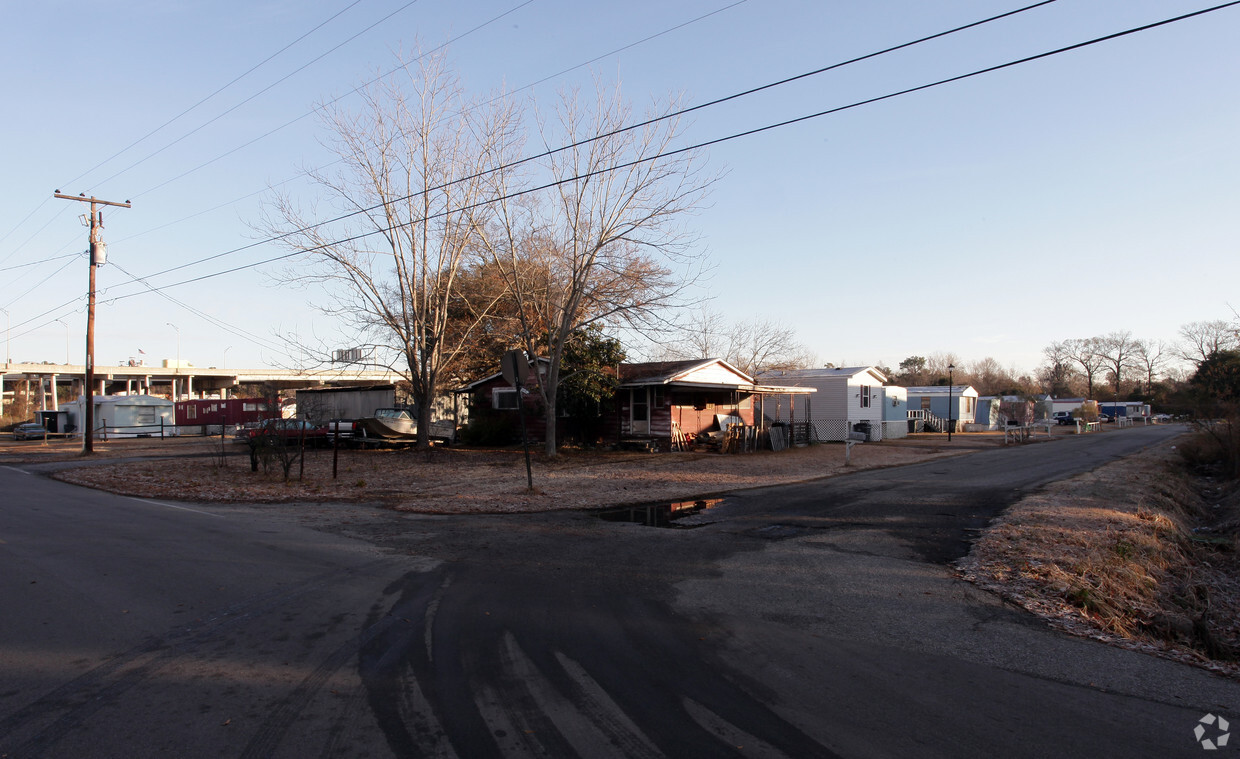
[2,0,1237,377]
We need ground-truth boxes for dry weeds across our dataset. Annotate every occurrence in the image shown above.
[958,442,1240,677]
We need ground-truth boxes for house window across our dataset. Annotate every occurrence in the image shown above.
[860,385,871,408]
[492,388,520,410]
[966,397,975,414]
[187,405,197,420]
[652,387,665,408]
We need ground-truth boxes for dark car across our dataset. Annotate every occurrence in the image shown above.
[12,422,47,440]
[246,419,329,448]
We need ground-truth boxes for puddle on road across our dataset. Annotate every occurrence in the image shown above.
[597,498,724,528]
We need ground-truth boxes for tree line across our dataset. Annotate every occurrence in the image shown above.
[881,319,1239,412]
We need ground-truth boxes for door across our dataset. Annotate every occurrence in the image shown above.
[631,388,649,435]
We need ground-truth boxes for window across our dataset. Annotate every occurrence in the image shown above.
[860,385,871,408]
[652,387,665,408]
[492,388,520,410]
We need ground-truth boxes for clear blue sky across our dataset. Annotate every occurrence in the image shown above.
[2,0,1237,377]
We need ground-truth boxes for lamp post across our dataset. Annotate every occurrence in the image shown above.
[166,322,179,399]
[2,307,10,365]
[56,319,70,365]
[223,345,232,371]
[947,364,955,442]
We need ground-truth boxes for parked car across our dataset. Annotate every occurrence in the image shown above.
[1098,414,1112,423]
[245,419,329,448]
[231,421,264,444]
[1053,412,1075,426]
[12,422,47,440]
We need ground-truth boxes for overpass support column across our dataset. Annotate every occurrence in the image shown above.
[50,373,58,410]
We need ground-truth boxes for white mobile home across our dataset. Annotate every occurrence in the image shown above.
[968,396,1003,431]
[880,385,909,439]
[758,366,888,441]
[66,394,175,437]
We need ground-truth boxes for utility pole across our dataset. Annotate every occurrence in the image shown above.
[54,192,131,455]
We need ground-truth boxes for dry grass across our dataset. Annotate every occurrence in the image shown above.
[958,443,1240,676]
[38,435,974,514]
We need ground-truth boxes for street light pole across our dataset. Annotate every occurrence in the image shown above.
[56,319,69,364]
[223,345,232,371]
[947,364,955,442]
[166,322,180,400]
[2,307,9,365]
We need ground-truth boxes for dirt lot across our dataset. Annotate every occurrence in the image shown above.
[7,433,997,513]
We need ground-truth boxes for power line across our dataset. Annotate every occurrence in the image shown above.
[111,0,747,247]
[0,253,83,313]
[0,250,82,273]
[128,0,536,201]
[64,0,368,189]
[109,0,1061,289]
[91,0,434,192]
[0,1,369,262]
[107,261,294,359]
[101,0,1239,301]
[0,206,73,269]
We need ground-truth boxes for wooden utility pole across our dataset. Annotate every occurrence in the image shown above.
[54,192,131,454]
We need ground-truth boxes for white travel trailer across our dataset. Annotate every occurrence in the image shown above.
[66,394,175,437]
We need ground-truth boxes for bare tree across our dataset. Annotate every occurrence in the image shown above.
[969,356,1013,396]
[725,318,816,375]
[477,80,715,455]
[1132,338,1168,393]
[1040,340,1077,396]
[1063,337,1107,399]
[1097,330,1138,400]
[925,352,963,384]
[255,50,522,448]
[1178,319,1240,366]
[654,308,815,376]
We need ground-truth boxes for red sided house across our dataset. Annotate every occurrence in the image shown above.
[455,357,813,450]
[613,359,814,448]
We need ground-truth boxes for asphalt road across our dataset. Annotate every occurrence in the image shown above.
[1,424,1236,758]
